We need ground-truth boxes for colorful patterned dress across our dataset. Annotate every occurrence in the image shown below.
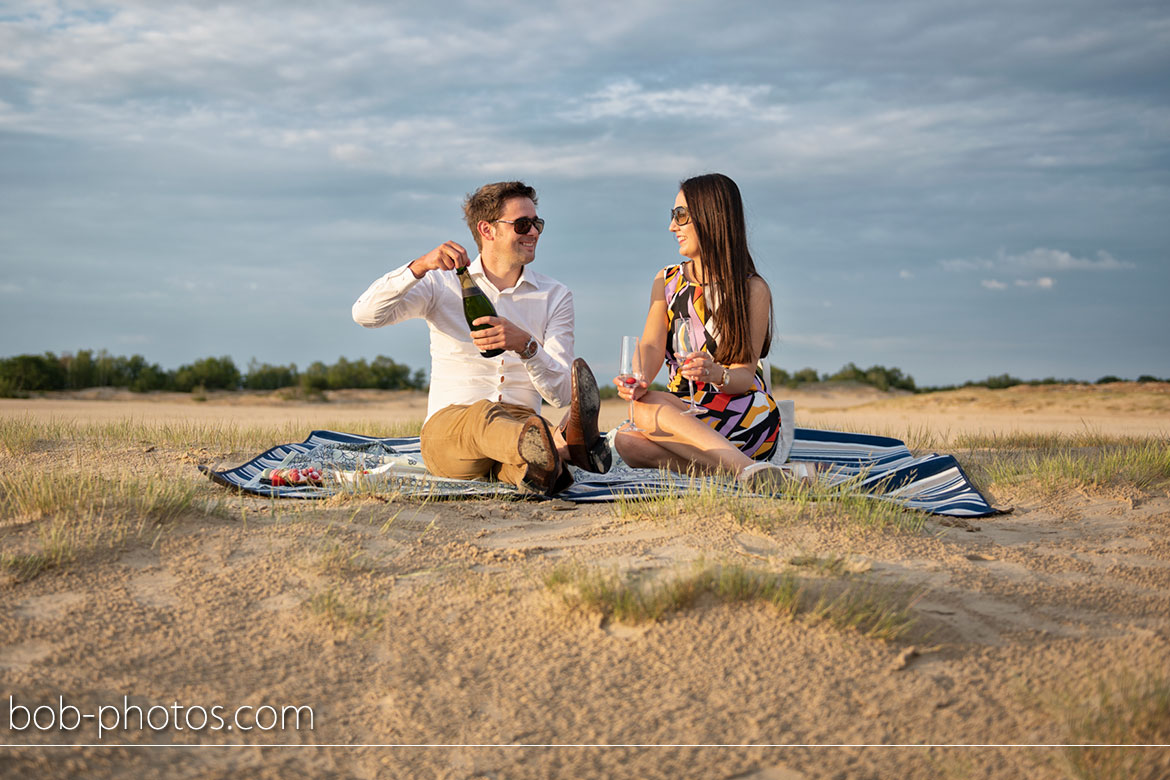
[662,262,780,461]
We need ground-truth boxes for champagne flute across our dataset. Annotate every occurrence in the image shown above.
[617,336,644,432]
[676,319,701,415]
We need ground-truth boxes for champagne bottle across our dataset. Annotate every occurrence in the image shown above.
[456,266,503,358]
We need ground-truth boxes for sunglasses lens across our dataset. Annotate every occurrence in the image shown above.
[516,217,544,234]
[671,207,689,225]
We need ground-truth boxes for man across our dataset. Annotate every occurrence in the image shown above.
[352,181,610,494]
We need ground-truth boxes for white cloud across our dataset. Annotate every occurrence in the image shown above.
[981,276,1055,291]
[330,143,373,164]
[4,3,1165,188]
[1014,277,1056,289]
[562,79,785,123]
[944,247,1133,277]
[899,269,914,279]
[941,257,995,272]
[999,248,1132,272]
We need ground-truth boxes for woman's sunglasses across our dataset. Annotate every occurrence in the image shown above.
[670,206,691,226]
[492,217,545,235]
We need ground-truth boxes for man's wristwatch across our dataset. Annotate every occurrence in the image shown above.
[518,336,538,360]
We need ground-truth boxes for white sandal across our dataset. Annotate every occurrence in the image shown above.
[737,462,788,494]
[780,462,815,481]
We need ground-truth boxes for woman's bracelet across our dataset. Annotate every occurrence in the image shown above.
[715,365,731,389]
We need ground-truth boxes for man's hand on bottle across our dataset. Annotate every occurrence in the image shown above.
[471,316,529,354]
[410,241,469,278]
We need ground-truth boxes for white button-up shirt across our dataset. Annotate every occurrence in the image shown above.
[352,255,574,421]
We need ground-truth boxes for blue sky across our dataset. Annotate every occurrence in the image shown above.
[1,0,1167,387]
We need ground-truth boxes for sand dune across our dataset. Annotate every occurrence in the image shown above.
[2,384,1168,778]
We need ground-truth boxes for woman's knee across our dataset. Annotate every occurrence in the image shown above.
[614,430,655,468]
[630,392,682,429]
[640,390,682,408]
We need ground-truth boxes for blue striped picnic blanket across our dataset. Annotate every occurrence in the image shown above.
[201,428,1000,518]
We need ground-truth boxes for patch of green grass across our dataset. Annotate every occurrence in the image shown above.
[897,424,951,453]
[972,440,1170,495]
[808,473,928,532]
[304,588,387,636]
[953,429,1138,451]
[313,538,377,576]
[0,465,225,582]
[1,517,80,583]
[546,562,799,624]
[950,430,1170,498]
[796,421,950,453]
[325,471,424,502]
[1,467,211,525]
[1040,444,1169,492]
[612,468,927,534]
[545,562,915,641]
[1,551,54,582]
[0,416,40,456]
[0,416,425,456]
[788,552,848,575]
[708,562,803,620]
[613,472,772,531]
[805,583,919,641]
[1058,668,1170,780]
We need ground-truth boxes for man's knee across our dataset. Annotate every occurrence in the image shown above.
[420,400,530,479]
[421,404,482,479]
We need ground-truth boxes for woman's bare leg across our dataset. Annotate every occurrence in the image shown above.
[614,429,699,473]
[617,391,755,475]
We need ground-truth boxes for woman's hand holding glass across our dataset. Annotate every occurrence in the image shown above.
[676,319,705,414]
[614,374,648,401]
[616,335,646,432]
[679,351,719,385]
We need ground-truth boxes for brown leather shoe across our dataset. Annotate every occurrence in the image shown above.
[517,416,562,494]
[563,358,612,474]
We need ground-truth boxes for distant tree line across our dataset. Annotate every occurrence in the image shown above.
[1,350,1164,399]
[769,363,1166,394]
[0,350,426,398]
[771,362,918,392]
[917,373,1168,392]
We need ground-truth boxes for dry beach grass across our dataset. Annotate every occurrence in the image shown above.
[2,383,1169,778]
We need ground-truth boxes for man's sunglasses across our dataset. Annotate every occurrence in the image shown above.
[492,217,545,235]
[670,206,691,226]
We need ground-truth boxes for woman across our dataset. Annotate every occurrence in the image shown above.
[614,173,787,489]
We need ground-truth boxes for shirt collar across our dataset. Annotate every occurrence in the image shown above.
[469,254,537,293]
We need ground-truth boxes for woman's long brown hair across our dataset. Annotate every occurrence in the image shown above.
[680,173,773,364]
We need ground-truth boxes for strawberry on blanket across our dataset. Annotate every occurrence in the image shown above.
[261,465,324,486]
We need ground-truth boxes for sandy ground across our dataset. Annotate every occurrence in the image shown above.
[2,384,1169,779]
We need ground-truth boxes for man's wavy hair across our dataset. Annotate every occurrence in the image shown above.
[680,172,773,364]
[463,181,538,251]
